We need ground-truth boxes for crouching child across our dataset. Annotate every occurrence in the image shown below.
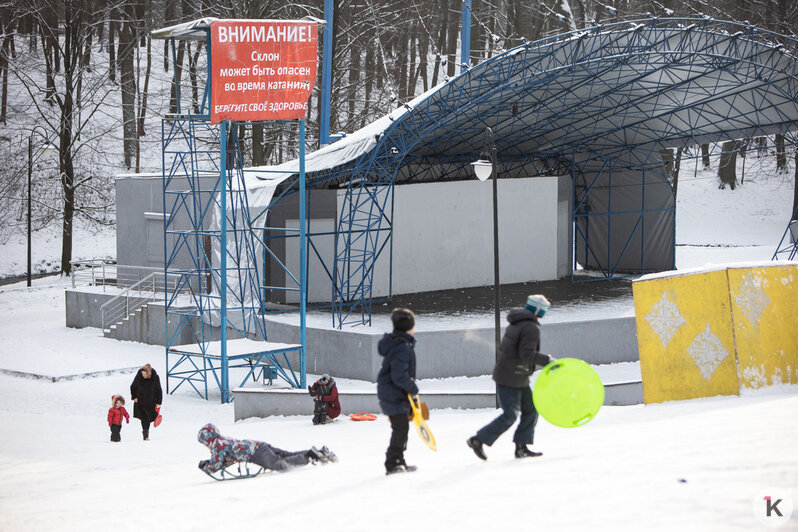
[308,374,341,425]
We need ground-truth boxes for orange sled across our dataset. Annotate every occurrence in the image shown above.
[349,412,377,421]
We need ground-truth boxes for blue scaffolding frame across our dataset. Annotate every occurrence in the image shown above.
[154,17,798,335]
[310,18,798,325]
[155,22,308,402]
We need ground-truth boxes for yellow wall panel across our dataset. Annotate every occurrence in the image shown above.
[728,265,798,389]
[633,269,739,403]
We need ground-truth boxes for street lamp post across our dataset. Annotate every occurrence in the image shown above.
[28,128,52,287]
[471,126,500,407]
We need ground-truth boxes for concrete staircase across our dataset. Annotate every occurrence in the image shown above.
[105,304,150,342]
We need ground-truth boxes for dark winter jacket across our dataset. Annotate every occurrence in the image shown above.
[493,308,553,388]
[310,379,341,419]
[197,423,261,473]
[376,330,419,416]
[107,406,130,426]
[130,368,163,422]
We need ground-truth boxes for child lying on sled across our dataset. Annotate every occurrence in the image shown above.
[197,423,337,476]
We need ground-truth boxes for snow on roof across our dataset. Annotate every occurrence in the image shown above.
[634,260,798,282]
[243,81,450,193]
[152,17,326,40]
[151,18,218,40]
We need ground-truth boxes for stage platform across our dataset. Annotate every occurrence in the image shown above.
[167,338,303,399]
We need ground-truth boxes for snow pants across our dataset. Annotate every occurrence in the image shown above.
[110,424,122,442]
[250,443,311,471]
[476,384,538,446]
[385,414,409,469]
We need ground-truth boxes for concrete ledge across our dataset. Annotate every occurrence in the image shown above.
[604,381,643,406]
[232,380,643,420]
[0,366,141,382]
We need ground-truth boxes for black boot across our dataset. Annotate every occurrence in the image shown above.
[514,443,542,458]
[467,436,487,460]
[386,461,417,475]
[142,430,149,441]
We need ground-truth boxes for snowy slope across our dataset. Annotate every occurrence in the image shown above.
[0,151,795,531]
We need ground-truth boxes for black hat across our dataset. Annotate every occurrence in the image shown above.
[391,308,415,332]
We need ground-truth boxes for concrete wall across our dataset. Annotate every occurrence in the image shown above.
[369,176,571,297]
[116,173,573,305]
[264,315,639,382]
[232,381,642,419]
[115,173,219,279]
[66,287,638,380]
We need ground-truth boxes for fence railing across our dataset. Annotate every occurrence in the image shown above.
[70,260,117,290]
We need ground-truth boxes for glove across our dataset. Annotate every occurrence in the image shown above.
[198,460,209,470]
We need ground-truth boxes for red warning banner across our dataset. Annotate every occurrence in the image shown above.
[210,20,318,123]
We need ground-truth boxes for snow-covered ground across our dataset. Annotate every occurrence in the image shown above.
[0,156,796,531]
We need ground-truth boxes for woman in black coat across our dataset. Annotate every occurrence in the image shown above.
[130,363,163,440]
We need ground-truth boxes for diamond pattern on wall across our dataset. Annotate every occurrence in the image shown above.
[644,291,686,349]
[687,323,730,380]
[733,273,771,328]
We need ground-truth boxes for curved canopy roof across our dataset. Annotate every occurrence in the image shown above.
[251,17,798,194]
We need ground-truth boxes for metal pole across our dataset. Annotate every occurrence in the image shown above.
[299,119,307,388]
[460,0,472,74]
[27,134,32,287]
[492,143,500,359]
[220,120,229,403]
[320,0,334,146]
[486,126,500,408]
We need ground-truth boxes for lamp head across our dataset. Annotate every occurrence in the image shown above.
[471,157,493,181]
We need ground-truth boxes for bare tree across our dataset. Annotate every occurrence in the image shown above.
[6,0,124,274]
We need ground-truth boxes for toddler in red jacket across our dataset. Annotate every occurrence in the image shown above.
[107,394,130,442]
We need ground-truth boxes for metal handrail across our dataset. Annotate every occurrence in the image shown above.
[70,260,117,291]
[100,271,184,332]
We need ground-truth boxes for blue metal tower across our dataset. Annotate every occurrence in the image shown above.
[153,20,309,402]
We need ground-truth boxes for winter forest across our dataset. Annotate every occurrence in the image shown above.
[0,0,797,276]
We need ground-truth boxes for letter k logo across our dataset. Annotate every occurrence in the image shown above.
[764,496,783,517]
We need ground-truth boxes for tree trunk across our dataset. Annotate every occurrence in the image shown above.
[365,42,374,120]
[431,0,448,86]
[718,141,738,190]
[0,32,11,124]
[43,32,57,102]
[776,133,786,170]
[188,41,202,114]
[108,18,116,83]
[349,39,360,121]
[660,147,683,197]
[59,3,79,276]
[118,11,137,170]
[137,35,151,137]
[673,147,683,198]
[252,123,264,165]
[701,143,710,167]
[445,0,459,79]
[169,39,185,114]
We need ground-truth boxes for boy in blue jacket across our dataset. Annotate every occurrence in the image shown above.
[377,308,419,475]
